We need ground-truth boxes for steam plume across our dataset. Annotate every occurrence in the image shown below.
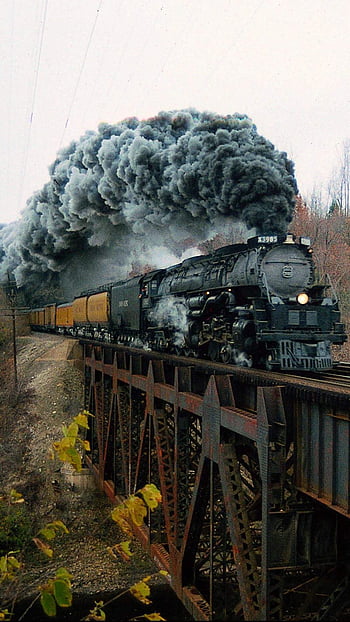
[0,109,297,303]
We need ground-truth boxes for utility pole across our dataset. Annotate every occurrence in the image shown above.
[11,295,18,388]
[1,272,22,389]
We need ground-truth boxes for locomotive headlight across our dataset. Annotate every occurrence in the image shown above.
[297,293,309,305]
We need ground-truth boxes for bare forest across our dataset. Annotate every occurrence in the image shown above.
[290,141,350,361]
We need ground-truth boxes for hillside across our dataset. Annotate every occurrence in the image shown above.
[0,332,178,620]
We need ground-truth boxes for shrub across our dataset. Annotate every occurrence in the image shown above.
[0,494,32,556]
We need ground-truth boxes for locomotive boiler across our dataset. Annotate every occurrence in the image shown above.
[29,233,347,371]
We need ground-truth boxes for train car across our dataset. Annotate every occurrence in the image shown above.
[28,308,38,327]
[29,307,45,330]
[56,302,73,333]
[72,295,88,331]
[87,291,109,338]
[71,289,110,339]
[44,303,57,331]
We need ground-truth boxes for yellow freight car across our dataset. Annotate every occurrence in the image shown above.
[56,302,73,332]
[87,291,110,325]
[44,303,56,330]
[72,295,88,325]
[35,308,45,328]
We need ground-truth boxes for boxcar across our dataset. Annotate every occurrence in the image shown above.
[72,296,88,326]
[56,302,73,331]
[44,303,56,331]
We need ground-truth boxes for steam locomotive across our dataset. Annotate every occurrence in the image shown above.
[29,233,347,371]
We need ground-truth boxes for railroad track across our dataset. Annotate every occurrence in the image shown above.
[320,360,350,380]
[290,361,350,389]
[79,337,350,404]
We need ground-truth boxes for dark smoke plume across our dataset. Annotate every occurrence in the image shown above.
[0,109,297,304]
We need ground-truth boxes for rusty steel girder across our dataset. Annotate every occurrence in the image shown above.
[82,343,350,621]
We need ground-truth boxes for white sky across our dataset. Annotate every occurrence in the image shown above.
[1,0,350,224]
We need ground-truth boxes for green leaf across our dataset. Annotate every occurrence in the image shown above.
[111,505,132,536]
[0,556,7,574]
[48,520,69,534]
[66,422,79,438]
[74,412,90,429]
[124,495,147,526]
[40,591,57,617]
[39,527,56,540]
[59,447,82,471]
[130,580,151,605]
[0,553,22,581]
[53,579,72,607]
[55,567,73,581]
[139,484,162,510]
[119,540,134,559]
[57,435,76,450]
[7,555,21,570]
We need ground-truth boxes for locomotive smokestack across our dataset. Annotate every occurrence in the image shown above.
[0,109,297,301]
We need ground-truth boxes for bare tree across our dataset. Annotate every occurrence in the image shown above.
[328,140,350,215]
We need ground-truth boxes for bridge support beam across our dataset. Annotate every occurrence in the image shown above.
[83,342,350,621]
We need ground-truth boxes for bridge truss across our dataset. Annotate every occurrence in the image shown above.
[82,342,350,621]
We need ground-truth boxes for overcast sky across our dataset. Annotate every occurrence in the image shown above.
[1,0,349,224]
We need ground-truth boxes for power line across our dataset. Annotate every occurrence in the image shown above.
[80,0,127,130]
[5,1,15,213]
[17,0,48,213]
[58,0,103,150]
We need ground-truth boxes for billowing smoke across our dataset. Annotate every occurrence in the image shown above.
[0,109,297,304]
[151,296,188,346]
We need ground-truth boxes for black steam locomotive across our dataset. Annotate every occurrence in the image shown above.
[133,233,346,370]
[30,233,347,371]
